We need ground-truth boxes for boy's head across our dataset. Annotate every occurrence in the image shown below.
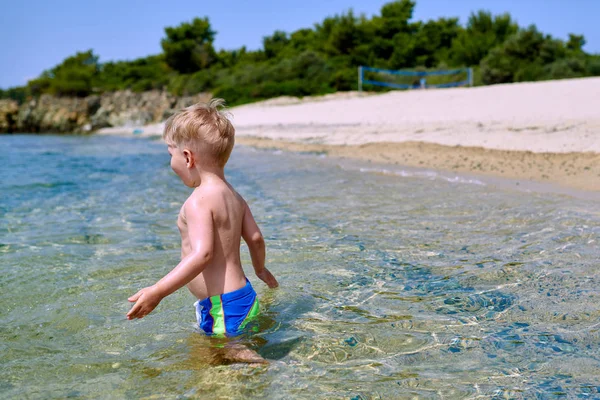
[163,98,235,169]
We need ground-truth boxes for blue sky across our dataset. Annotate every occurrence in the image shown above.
[1,0,598,89]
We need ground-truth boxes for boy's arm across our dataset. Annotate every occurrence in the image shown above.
[242,202,278,288]
[127,198,214,320]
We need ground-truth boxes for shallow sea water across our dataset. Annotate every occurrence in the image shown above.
[1,134,599,399]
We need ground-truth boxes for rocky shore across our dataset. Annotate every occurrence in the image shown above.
[0,90,210,134]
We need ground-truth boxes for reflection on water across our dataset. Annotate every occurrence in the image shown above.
[1,135,599,399]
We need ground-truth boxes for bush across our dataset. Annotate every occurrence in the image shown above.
[0,86,29,104]
[29,50,99,97]
[161,17,217,73]
[96,55,170,92]
[586,56,600,76]
[480,26,572,84]
[545,57,586,80]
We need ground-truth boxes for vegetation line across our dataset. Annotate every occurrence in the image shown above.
[1,0,597,105]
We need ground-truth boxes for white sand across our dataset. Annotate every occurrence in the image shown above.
[100,77,600,154]
[230,77,600,153]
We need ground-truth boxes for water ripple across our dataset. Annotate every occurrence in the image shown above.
[1,135,600,398]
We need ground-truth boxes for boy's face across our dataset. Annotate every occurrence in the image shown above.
[167,144,195,187]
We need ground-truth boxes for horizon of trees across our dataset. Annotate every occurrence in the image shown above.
[2,0,599,105]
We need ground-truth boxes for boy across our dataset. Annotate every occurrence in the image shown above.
[126,98,278,338]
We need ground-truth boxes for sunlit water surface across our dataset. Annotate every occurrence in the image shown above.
[1,135,599,399]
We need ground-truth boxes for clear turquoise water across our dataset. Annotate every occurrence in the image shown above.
[1,134,600,399]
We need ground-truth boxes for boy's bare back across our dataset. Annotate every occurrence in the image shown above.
[180,178,250,299]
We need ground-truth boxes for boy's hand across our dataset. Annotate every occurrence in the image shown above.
[256,268,279,288]
[126,285,163,320]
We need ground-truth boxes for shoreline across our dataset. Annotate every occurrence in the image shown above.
[96,78,600,194]
[236,136,600,194]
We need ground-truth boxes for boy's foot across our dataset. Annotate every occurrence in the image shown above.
[220,343,268,365]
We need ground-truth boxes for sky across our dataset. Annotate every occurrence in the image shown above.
[1,0,598,89]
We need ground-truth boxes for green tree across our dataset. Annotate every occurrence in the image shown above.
[586,55,600,75]
[0,86,29,103]
[161,17,217,73]
[288,29,317,52]
[96,55,170,92]
[376,0,415,39]
[451,11,518,66]
[409,18,461,68]
[480,25,577,84]
[326,11,362,56]
[216,47,250,68]
[366,0,415,64]
[566,33,585,53]
[263,31,290,59]
[28,50,99,97]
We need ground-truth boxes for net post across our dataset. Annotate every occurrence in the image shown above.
[358,66,363,93]
[468,68,474,87]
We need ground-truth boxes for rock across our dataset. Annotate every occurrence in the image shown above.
[0,99,18,133]
[16,95,91,133]
[86,95,101,115]
[5,90,212,133]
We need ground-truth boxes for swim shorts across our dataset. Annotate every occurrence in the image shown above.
[194,278,260,335]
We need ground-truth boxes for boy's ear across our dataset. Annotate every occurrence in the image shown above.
[183,148,195,168]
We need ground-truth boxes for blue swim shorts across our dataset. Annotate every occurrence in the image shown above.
[194,278,260,336]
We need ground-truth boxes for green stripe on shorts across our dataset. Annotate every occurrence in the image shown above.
[209,295,226,335]
[239,299,260,331]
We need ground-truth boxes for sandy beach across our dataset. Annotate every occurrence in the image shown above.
[98,77,600,192]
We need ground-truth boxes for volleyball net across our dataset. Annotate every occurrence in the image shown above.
[358,66,473,91]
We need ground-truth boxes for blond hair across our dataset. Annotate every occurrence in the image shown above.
[163,98,235,167]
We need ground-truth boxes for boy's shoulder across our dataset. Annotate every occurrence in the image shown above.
[185,180,243,209]
[180,187,219,223]
[184,185,216,208]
